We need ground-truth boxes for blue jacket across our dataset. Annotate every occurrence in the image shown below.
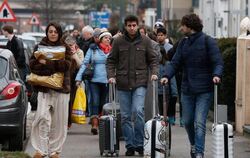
[164,32,223,94]
[75,47,109,83]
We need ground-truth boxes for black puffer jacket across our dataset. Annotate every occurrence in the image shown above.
[6,35,26,68]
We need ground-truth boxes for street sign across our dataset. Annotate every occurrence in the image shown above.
[89,12,110,28]
[0,1,16,22]
[29,14,40,25]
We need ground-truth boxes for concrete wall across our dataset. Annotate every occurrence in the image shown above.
[236,35,250,133]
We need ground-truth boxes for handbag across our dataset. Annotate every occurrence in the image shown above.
[27,46,65,89]
[71,85,87,124]
[82,49,96,80]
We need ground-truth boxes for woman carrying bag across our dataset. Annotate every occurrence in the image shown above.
[75,30,112,135]
[30,22,72,158]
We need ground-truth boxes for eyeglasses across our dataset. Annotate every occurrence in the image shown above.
[126,24,137,28]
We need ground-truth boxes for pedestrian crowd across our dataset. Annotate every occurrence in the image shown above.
[1,13,223,158]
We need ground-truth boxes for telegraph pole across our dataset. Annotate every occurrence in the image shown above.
[157,0,161,20]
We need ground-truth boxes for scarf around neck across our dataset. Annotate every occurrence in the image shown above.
[99,43,112,54]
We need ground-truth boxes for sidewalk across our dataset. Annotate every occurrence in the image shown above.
[25,112,250,158]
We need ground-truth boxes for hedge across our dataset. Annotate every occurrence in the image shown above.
[217,38,237,122]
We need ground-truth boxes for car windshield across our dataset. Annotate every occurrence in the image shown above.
[22,39,36,50]
[0,57,7,78]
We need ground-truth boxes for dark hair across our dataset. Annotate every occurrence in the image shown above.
[2,25,13,34]
[124,15,138,25]
[156,27,167,35]
[181,13,203,32]
[45,22,63,41]
[108,26,120,36]
[147,32,157,42]
[138,25,147,34]
[159,46,169,65]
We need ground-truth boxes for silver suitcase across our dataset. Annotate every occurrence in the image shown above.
[212,84,233,158]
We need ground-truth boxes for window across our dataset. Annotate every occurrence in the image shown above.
[192,0,199,7]
[0,57,7,78]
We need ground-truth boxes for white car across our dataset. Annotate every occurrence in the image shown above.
[17,35,36,52]
[22,32,45,44]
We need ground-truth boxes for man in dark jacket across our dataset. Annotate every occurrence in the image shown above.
[2,25,28,81]
[161,14,223,158]
[106,15,158,156]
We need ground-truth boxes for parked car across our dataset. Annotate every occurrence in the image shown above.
[22,32,45,44]
[18,35,37,52]
[0,48,28,151]
[0,35,37,111]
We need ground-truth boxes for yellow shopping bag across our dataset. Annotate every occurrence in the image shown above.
[71,86,87,124]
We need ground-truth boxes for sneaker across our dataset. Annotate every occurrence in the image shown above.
[33,151,44,158]
[190,145,196,158]
[91,127,98,135]
[196,153,204,158]
[168,117,175,125]
[125,148,135,156]
[180,117,184,127]
[135,146,143,156]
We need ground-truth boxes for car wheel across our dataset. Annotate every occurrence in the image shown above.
[9,123,24,151]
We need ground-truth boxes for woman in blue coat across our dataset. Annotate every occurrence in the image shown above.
[76,31,112,135]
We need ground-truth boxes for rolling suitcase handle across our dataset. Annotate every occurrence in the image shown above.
[109,83,117,117]
[214,84,218,125]
[152,80,158,116]
[162,84,169,124]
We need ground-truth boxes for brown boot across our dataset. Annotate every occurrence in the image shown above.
[33,151,44,158]
[91,116,99,135]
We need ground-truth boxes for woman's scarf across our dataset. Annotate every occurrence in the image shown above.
[99,42,112,54]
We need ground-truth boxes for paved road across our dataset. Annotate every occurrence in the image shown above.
[25,112,250,158]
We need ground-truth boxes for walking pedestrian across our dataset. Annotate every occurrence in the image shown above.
[106,15,158,156]
[77,25,95,117]
[161,13,223,158]
[2,25,28,81]
[64,35,84,129]
[157,47,178,125]
[75,30,112,135]
[29,22,72,158]
[156,27,178,125]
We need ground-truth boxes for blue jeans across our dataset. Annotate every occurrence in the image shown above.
[89,82,108,116]
[118,87,146,149]
[84,80,92,116]
[181,92,213,155]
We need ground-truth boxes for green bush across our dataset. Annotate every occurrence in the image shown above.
[0,152,31,158]
[217,38,237,122]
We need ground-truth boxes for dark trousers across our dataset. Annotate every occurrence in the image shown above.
[158,95,177,117]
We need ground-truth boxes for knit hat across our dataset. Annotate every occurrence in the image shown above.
[98,31,112,40]
[154,21,164,28]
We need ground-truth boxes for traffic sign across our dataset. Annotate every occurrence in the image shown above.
[0,1,16,22]
[89,12,110,28]
[29,14,40,25]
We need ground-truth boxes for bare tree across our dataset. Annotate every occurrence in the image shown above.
[26,0,84,25]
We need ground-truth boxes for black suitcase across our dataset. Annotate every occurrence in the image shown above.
[99,83,120,157]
